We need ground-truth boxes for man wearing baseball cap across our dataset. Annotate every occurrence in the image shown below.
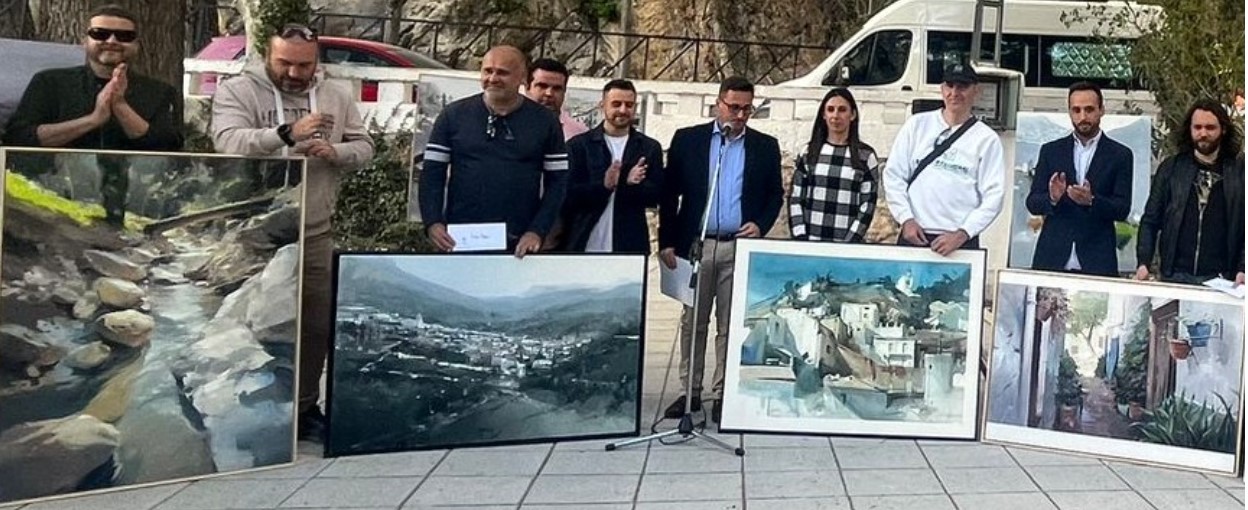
[882,61,1006,256]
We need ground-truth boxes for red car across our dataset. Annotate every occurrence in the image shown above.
[194,35,447,101]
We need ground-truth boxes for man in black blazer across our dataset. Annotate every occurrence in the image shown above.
[1025,82,1133,277]
[558,79,664,253]
[658,76,784,423]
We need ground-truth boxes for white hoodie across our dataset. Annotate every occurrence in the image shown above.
[210,62,375,237]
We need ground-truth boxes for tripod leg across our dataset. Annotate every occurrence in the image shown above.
[690,429,745,456]
[605,428,684,451]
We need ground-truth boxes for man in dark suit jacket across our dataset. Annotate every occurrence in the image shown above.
[559,79,664,253]
[1026,82,1133,277]
[658,76,784,423]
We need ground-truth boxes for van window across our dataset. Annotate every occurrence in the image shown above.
[926,31,1036,87]
[822,30,913,86]
[1040,37,1135,88]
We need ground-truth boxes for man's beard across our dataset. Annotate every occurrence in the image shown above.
[1196,138,1221,156]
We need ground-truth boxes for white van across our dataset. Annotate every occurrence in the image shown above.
[779,0,1162,114]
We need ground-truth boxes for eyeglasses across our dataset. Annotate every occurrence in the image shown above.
[719,100,755,116]
[486,114,515,141]
[87,27,137,43]
[279,24,318,41]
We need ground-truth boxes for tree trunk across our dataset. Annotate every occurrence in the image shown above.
[34,0,185,90]
[0,0,36,39]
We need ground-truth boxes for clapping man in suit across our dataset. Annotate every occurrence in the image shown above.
[657,76,784,423]
[1025,82,1133,277]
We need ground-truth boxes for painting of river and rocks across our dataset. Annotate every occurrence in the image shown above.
[986,271,1244,475]
[327,253,645,456]
[721,239,986,439]
[0,148,304,505]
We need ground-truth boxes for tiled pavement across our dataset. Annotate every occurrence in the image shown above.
[5,263,1243,510]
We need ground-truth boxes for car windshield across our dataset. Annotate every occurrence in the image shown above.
[393,47,447,69]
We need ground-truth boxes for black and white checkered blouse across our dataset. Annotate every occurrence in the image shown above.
[788,142,879,242]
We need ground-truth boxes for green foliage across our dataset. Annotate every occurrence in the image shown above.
[1069,292,1109,343]
[1114,303,1151,405]
[1064,0,1245,154]
[1056,350,1085,407]
[253,0,313,56]
[1132,391,1239,454]
[4,171,148,232]
[1114,222,1135,251]
[332,124,433,252]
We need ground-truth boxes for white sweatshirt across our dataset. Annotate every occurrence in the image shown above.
[883,109,1006,238]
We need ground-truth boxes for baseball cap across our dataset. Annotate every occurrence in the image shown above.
[943,62,979,85]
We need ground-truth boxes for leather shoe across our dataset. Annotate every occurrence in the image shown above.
[663,395,702,419]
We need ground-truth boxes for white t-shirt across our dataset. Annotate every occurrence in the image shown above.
[882,109,1006,238]
[586,134,630,252]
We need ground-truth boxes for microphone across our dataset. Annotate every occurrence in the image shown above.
[719,123,733,145]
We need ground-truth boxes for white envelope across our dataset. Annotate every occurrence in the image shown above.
[447,223,507,252]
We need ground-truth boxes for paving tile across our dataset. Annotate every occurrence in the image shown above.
[153,479,305,510]
[540,450,646,475]
[1107,463,1218,491]
[523,505,631,510]
[645,448,742,473]
[841,469,945,496]
[922,444,1016,468]
[743,447,837,472]
[915,439,979,447]
[1046,491,1153,510]
[742,434,832,449]
[1025,465,1131,492]
[829,437,917,448]
[633,501,743,510]
[19,483,186,510]
[938,466,1037,494]
[553,438,619,451]
[318,451,447,478]
[220,457,334,480]
[849,495,956,510]
[951,492,1057,510]
[1140,489,1245,510]
[280,477,421,508]
[1203,473,1245,490]
[746,497,851,510]
[833,443,929,470]
[635,472,742,502]
[523,474,639,504]
[434,448,549,476]
[744,470,843,499]
[404,476,532,507]
[1227,489,1243,503]
[1007,447,1103,467]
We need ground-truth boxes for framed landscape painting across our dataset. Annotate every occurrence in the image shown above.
[0,148,304,505]
[985,270,1244,475]
[720,239,986,439]
[326,253,646,456]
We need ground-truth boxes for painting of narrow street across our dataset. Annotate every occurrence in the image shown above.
[721,239,985,439]
[986,271,1244,474]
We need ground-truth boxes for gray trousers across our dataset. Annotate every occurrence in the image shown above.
[298,231,333,412]
[677,238,737,400]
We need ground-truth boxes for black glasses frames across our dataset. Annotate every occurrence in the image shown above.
[279,24,318,41]
[486,114,515,141]
[86,27,137,43]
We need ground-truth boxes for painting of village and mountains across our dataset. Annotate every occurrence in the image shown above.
[720,239,986,439]
[1008,112,1153,274]
[986,271,1244,475]
[0,148,304,505]
[327,253,646,455]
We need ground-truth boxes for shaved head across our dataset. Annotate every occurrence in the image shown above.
[480,45,527,106]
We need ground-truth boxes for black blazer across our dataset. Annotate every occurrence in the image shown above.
[658,122,784,258]
[1025,134,1133,276]
[1137,152,1244,277]
[558,125,665,254]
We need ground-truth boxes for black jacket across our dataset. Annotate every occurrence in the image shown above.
[659,122,784,258]
[558,125,664,254]
[1137,152,1245,277]
[1025,135,1133,276]
[2,65,182,150]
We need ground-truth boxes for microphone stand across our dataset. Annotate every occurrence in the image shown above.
[607,123,745,457]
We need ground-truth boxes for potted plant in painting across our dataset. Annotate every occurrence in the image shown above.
[1114,304,1151,420]
[1055,351,1084,431]
[1178,315,1218,348]
[1133,391,1239,454]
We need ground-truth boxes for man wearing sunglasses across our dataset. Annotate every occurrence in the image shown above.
[211,22,375,443]
[419,45,569,257]
[3,4,182,226]
[658,76,784,424]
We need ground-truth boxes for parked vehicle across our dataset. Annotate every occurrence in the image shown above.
[0,38,83,134]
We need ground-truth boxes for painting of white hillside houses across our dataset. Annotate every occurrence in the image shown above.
[722,239,986,439]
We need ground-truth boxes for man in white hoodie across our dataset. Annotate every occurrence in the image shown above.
[210,23,375,442]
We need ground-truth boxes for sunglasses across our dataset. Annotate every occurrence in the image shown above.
[87,27,137,43]
[486,114,515,141]
[279,24,318,41]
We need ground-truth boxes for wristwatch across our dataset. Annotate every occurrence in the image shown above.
[276,123,296,147]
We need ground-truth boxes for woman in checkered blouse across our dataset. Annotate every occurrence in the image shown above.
[789,87,879,243]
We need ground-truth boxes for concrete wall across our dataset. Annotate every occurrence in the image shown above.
[1174,301,1244,413]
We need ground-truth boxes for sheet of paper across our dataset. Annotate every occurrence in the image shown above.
[660,256,695,307]
[447,223,506,252]
[1203,278,1245,299]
